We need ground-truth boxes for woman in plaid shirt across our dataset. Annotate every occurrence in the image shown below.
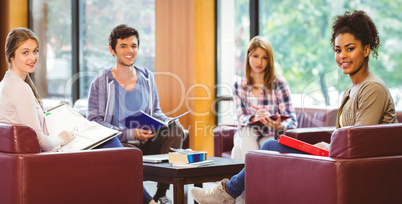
[231,36,298,160]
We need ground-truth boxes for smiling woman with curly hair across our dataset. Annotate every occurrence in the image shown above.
[331,10,397,128]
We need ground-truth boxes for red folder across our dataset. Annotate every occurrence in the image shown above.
[278,135,329,157]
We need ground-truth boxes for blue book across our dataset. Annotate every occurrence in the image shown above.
[120,110,190,132]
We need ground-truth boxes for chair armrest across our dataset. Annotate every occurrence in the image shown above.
[213,126,237,157]
[245,150,337,204]
[0,148,142,204]
[330,123,402,158]
[0,123,40,153]
[285,126,335,144]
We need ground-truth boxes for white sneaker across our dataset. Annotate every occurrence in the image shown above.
[190,179,235,204]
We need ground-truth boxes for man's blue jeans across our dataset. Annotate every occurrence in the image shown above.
[95,137,123,148]
[225,140,306,198]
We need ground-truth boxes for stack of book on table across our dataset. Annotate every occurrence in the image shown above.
[168,148,214,167]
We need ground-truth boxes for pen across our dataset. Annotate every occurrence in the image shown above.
[252,106,259,110]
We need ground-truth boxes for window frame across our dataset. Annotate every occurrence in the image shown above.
[28,0,82,104]
[215,0,258,125]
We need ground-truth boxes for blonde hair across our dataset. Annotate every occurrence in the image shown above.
[5,28,43,107]
[245,36,277,93]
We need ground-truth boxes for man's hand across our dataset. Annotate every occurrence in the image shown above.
[134,129,156,142]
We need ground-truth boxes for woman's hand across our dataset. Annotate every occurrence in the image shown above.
[254,110,283,131]
[314,141,330,151]
[134,128,156,142]
[254,109,270,121]
[264,113,283,131]
[58,130,73,146]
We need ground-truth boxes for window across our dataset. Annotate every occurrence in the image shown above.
[30,0,155,107]
[81,0,155,98]
[31,0,72,104]
[216,0,250,125]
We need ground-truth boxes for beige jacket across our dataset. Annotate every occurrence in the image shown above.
[336,72,398,128]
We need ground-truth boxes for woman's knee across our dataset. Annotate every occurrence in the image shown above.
[239,126,259,139]
[261,140,278,150]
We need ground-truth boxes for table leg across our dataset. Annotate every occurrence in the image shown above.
[173,178,184,204]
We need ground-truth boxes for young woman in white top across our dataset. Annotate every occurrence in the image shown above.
[0,28,72,152]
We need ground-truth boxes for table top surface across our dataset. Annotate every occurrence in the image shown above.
[143,157,244,178]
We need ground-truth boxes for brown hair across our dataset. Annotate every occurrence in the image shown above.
[5,27,43,107]
[330,10,380,59]
[245,36,277,93]
[109,24,140,53]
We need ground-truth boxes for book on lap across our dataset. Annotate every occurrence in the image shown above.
[247,115,292,126]
[278,135,329,157]
[45,103,121,152]
[120,110,190,131]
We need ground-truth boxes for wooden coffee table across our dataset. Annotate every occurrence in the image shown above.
[143,157,244,204]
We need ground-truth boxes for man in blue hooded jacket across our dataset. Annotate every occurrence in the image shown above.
[87,24,183,204]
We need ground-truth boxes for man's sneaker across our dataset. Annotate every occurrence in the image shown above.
[158,196,172,204]
[190,179,235,204]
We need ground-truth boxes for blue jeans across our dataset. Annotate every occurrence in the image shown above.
[225,140,306,198]
[95,137,153,203]
[94,137,123,148]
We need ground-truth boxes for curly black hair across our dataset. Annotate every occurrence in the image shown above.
[330,10,380,59]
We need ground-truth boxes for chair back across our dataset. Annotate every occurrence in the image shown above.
[330,123,402,158]
[0,123,40,154]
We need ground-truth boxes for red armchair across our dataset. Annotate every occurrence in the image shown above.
[0,122,143,204]
[245,123,402,204]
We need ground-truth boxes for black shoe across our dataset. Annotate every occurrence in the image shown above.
[157,196,172,204]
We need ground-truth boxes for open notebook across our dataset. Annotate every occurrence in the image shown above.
[45,103,121,152]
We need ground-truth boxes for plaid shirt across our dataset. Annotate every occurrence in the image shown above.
[233,77,298,137]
